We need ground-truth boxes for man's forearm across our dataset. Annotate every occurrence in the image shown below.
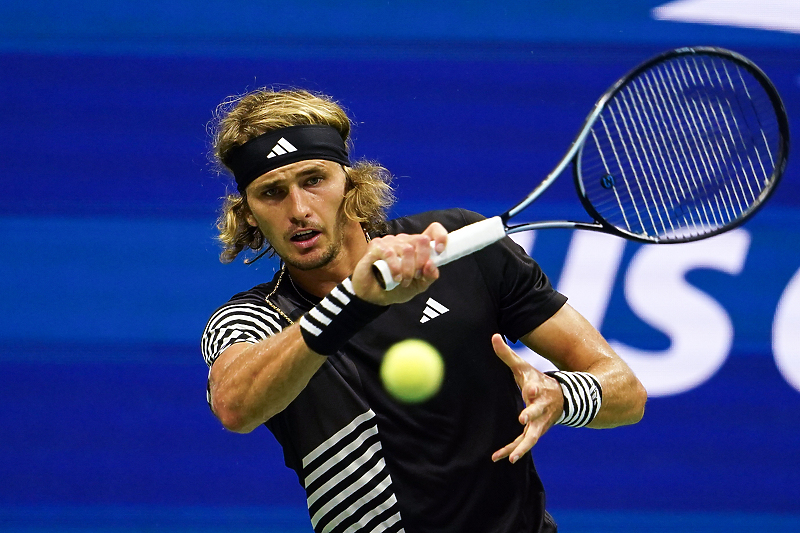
[583,357,647,428]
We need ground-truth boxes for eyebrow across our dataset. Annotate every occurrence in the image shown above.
[294,166,326,178]
[251,163,329,191]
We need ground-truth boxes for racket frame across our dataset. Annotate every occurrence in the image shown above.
[501,46,790,244]
[374,46,790,290]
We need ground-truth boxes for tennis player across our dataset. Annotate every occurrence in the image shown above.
[201,88,647,533]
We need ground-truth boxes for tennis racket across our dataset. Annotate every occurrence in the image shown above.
[373,46,789,290]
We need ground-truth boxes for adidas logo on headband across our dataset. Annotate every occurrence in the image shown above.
[227,124,350,193]
[267,138,298,159]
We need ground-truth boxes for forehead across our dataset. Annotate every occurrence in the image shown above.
[247,159,343,189]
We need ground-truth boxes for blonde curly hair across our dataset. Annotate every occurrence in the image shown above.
[210,88,395,263]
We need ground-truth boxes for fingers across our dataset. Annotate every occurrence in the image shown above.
[491,333,563,464]
[422,222,448,256]
[495,424,544,464]
[386,222,447,285]
[491,334,527,377]
[373,222,450,285]
[377,233,436,287]
[362,223,448,291]
[492,409,550,463]
[492,434,523,463]
[351,228,446,305]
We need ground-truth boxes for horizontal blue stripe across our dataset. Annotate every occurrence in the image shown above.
[2,505,799,532]
[552,509,800,533]
[2,0,800,59]
[0,216,277,344]
[3,207,799,347]
[0,505,311,532]
[2,49,799,218]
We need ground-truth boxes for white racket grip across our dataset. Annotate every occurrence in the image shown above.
[373,216,507,290]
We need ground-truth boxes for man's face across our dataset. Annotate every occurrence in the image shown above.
[245,159,352,271]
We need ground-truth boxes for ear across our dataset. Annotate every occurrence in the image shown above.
[242,199,259,227]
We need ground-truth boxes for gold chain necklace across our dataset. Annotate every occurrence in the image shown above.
[265,267,295,325]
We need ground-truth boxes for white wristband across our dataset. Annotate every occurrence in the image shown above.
[545,371,603,428]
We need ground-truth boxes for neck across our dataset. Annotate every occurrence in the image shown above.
[285,221,370,298]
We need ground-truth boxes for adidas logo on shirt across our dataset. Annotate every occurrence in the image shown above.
[420,298,449,323]
[267,138,298,158]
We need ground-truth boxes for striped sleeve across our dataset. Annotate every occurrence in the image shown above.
[201,294,287,367]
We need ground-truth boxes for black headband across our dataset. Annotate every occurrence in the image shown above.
[224,124,350,193]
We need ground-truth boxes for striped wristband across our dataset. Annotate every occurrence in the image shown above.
[545,371,603,428]
[299,278,388,356]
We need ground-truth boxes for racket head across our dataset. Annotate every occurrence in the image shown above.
[573,47,789,244]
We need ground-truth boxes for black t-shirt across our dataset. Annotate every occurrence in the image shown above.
[202,209,567,533]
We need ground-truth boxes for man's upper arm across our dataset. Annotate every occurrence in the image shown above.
[209,341,252,373]
[206,341,253,409]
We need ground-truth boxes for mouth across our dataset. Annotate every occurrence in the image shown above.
[290,229,321,242]
[288,228,324,251]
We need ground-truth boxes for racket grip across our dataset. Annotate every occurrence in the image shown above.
[372,216,507,290]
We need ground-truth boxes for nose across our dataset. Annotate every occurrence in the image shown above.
[287,187,312,221]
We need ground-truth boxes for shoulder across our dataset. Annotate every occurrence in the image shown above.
[382,208,485,235]
[201,281,285,367]
[205,283,274,325]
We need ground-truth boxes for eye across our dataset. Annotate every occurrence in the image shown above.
[260,187,282,198]
[305,176,323,186]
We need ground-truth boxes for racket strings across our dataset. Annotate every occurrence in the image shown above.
[659,57,772,228]
[689,59,764,214]
[663,59,734,228]
[580,53,781,241]
[638,59,736,231]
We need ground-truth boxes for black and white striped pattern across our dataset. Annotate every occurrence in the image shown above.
[300,278,387,356]
[545,371,603,428]
[201,292,287,367]
[303,410,404,533]
[299,278,355,339]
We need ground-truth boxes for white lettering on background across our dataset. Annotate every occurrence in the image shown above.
[557,231,626,329]
[773,266,800,392]
[513,228,800,395]
[611,230,750,396]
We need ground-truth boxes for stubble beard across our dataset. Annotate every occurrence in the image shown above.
[283,238,341,272]
[281,210,349,272]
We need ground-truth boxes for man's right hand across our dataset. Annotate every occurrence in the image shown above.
[351,222,448,306]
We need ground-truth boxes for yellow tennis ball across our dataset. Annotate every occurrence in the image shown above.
[380,339,444,403]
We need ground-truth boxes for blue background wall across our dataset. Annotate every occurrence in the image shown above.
[2,2,799,531]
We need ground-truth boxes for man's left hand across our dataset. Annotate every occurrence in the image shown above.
[491,334,564,464]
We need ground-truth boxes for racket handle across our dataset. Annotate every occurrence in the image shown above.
[372,216,507,290]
